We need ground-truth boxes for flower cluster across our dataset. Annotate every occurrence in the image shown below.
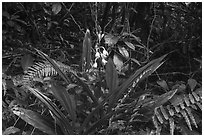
[93,46,108,68]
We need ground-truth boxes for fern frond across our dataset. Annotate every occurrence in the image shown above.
[152,89,202,134]
[23,61,72,83]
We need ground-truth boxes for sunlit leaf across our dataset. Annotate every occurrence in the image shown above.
[118,46,129,58]
[52,3,62,15]
[113,54,123,71]
[130,58,141,66]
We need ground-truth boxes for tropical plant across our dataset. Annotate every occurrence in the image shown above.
[2,2,201,135]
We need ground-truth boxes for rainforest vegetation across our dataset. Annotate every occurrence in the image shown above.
[2,2,202,135]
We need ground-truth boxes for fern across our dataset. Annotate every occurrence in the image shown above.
[152,87,202,134]
[22,61,74,83]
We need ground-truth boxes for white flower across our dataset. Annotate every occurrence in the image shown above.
[93,62,97,68]
[95,52,100,58]
[102,58,107,65]
[102,48,108,57]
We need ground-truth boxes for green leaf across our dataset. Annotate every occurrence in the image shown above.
[106,58,118,93]
[113,54,123,71]
[3,126,20,135]
[109,54,168,109]
[187,78,197,91]
[157,79,169,90]
[50,82,76,122]
[52,3,62,15]
[118,46,129,58]
[81,54,167,132]
[130,58,141,66]
[21,54,33,73]
[12,107,55,135]
[104,34,119,46]
[82,29,92,72]
[27,86,73,134]
[124,41,135,50]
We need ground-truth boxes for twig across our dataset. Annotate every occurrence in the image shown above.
[70,14,84,34]
[146,3,157,61]
[60,3,74,22]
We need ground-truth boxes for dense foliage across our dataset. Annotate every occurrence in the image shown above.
[2,2,202,135]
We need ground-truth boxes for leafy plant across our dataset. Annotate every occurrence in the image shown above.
[2,2,201,135]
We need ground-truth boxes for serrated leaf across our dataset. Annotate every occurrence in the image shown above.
[52,3,62,15]
[157,79,169,90]
[113,54,123,71]
[12,107,55,134]
[124,41,135,50]
[3,126,20,135]
[187,78,197,91]
[118,46,129,58]
[106,58,118,93]
[82,29,92,72]
[21,54,34,73]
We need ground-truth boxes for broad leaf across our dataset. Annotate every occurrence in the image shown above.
[50,82,76,122]
[81,54,167,132]
[12,107,55,135]
[109,54,168,109]
[105,58,118,93]
[104,34,119,46]
[118,46,129,58]
[82,29,92,72]
[3,126,20,135]
[27,86,73,134]
[52,3,62,15]
[187,78,197,91]
[113,54,123,71]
